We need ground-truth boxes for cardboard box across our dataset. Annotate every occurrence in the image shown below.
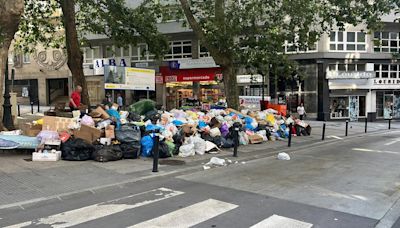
[43,139,61,151]
[91,107,110,119]
[42,116,77,132]
[249,134,263,144]
[73,124,102,143]
[105,125,115,139]
[21,123,42,137]
[32,151,61,162]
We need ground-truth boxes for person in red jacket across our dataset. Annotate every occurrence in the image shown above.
[69,86,82,111]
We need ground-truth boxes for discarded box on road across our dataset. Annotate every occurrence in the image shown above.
[42,116,77,132]
[21,123,42,137]
[248,134,263,144]
[73,124,102,144]
[32,151,61,162]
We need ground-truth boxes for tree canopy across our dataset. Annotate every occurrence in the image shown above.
[148,0,395,109]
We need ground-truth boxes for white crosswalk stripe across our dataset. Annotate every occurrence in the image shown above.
[129,199,238,228]
[250,214,313,228]
[4,193,316,228]
[5,188,183,228]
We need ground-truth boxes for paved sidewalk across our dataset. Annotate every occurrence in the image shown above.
[0,119,399,209]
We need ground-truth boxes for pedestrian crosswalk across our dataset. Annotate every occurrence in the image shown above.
[4,187,314,228]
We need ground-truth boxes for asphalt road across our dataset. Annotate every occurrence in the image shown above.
[1,129,400,228]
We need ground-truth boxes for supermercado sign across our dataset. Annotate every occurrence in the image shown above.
[104,65,155,91]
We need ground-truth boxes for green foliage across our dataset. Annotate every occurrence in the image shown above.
[16,0,168,58]
[149,0,395,74]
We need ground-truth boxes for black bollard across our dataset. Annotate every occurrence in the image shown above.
[389,118,392,130]
[322,123,326,140]
[30,102,34,114]
[17,104,20,117]
[233,122,240,157]
[288,123,292,147]
[37,102,40,113]
[345,120,349,136]
[365,118,367,133]
[152,129,160,173]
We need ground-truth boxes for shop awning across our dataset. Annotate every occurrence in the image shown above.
[160,66,222,83]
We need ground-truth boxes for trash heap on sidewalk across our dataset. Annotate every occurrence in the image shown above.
[0,99,312,162]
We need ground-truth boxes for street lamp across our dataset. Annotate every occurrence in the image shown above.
[3,60,14,130]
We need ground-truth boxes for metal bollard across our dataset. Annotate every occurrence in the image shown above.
[322,123,326,140]
[152,129,160,173]
[37,102,40,113]
[365,118,368,133]
[233,122,240,157]
[389,118,392,130]
[345,120,349,136]
[288,123,292,147]
[17,105,20,117]
[30,102,34,114]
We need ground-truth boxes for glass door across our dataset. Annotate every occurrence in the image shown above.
[384,94,394,119]
[349,96,359,121]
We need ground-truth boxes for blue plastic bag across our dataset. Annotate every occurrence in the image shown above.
[172,120,184,126]
[146,124,163,132]
[140,135,153,157]
[106,109,121,130]
[244,117,256,131]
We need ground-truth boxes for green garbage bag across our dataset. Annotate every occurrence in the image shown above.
[165,141,176,157]
[128,99,156,115]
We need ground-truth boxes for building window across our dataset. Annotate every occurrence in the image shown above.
[23,53,30,64]
[131,44,155,62]
[199,44,210,58]
[328,63,366,72]
[374,32,400,53]
[375,64,399,79]
[83,46,101,64]
[164,40,192,60]
[284,37,317,54]
[329,31,366,52]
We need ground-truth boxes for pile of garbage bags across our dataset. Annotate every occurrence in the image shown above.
[10,99,311,163]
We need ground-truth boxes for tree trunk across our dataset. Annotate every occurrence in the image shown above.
[0,0,24,121]
[222,63,239,110]
[60,0,90,107]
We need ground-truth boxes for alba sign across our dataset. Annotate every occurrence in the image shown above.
[93,58,128,75]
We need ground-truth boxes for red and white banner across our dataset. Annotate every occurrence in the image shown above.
[160,66,222,83]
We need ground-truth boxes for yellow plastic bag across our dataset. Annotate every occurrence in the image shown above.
[266,114,275,125]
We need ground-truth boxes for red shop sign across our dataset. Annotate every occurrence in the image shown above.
[160,66,222,82]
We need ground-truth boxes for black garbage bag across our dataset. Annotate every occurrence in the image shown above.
[120,143,140,159]
[158,140,171,158]
[306,125,312,135]
[128,112,141,122]
[172,132,184,155]
[116,125,141,144]
[221,137,234,148]
[211,136,223,147]
[144,110,160,122]
[61,139,95,161]
[93,145,123,162]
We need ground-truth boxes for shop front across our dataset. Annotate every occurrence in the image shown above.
[327,70,374,121]
[160,66,223,110]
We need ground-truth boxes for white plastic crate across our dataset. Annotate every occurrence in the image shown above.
[32,151,61,162]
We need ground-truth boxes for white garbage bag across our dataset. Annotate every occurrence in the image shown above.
[192,136,206,155]
[205,141,220,152]
[277,152,291,161]
[206,157,226,166]
[210,127,221,137]
[179,143,195,157]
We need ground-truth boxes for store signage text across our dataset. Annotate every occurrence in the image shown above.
[326,71,374,79]
[93,58,128,75]
[374,79,400,85]
[169,57,219,70]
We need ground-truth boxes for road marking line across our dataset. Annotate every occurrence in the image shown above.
[328,135,343,140]
[385,139,400,146]
[353,148,400,155]
[250,214,313,228]
[129,199,238,228]
[5,187,183,228]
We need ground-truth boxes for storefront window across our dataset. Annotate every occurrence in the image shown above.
[330,97,349,118]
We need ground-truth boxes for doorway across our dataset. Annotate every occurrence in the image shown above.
[47,78,69,105]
